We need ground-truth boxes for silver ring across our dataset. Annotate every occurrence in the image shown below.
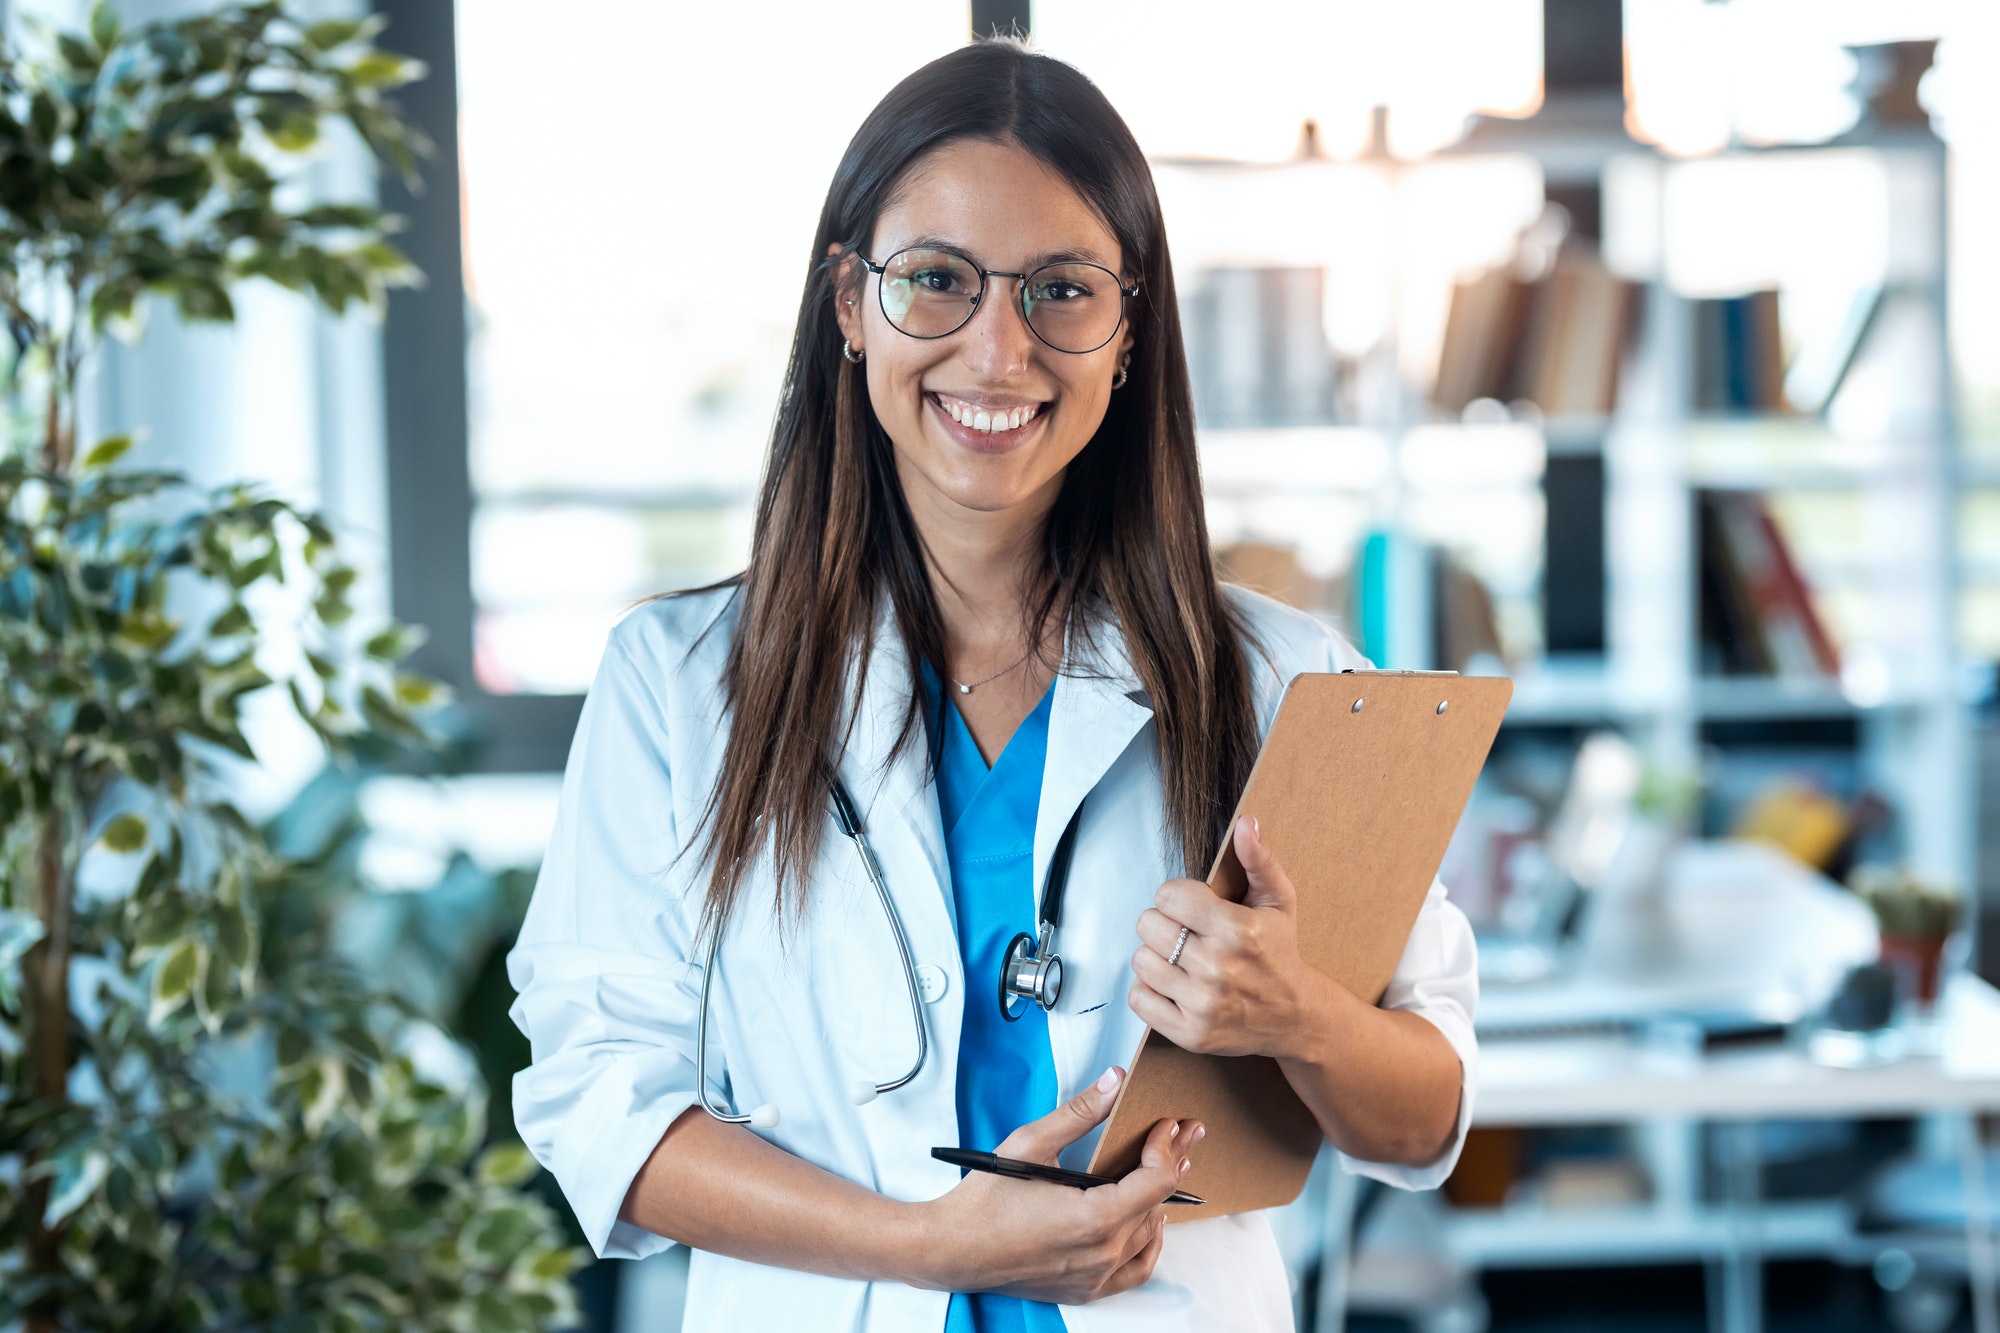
[1165,925,1190,968]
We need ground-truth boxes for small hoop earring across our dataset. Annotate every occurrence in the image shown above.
[843,339,865,365]
[1111,354,1130,390]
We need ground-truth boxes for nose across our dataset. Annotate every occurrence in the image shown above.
[958,276,1037,380]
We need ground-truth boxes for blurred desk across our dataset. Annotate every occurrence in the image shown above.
[1443,975,2000,1333]
[1477,1033,2000,1126]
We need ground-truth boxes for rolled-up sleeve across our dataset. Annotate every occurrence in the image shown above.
[1337,879,1479,1190]
[506,629,706,1260]
[1314,619,1481,1191]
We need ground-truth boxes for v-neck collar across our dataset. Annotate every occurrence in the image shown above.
[832,596,1157,924]
[941,678,1055,775]
[933,671,1054,840]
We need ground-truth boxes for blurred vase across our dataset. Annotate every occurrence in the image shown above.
[1878,932,1947,1007]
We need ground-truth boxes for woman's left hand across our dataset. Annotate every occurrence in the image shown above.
[1128,816,1332,1059]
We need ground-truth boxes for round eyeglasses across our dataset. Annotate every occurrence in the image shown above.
[858,246,1140,355]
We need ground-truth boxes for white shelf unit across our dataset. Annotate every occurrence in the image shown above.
[1174,122,1982,1298]
[1178,124,1974,887]
[1596,134,1971,895]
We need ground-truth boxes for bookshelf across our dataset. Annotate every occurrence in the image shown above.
[1169,108,1986,1310]
[1163,98,1977,900]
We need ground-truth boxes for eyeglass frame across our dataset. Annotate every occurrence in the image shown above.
[854,245,1142,355]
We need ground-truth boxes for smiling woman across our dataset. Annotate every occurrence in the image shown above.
[834,140,1137,529]
[506,37,1477,1333]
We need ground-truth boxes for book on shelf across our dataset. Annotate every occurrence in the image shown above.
[1216,539,1322,612]
[1433,548,1507,674]
[1433,266,1525,414]
[1351,530,1509,673]
[1696,490,1841,678]
[1432,244,1641,419]
[1224,527,1509,674]
[1691,290,1788,414]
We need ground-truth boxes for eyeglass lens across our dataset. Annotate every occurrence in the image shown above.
[876,248,1125,354]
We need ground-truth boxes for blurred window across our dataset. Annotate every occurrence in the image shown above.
[455,0,963,695]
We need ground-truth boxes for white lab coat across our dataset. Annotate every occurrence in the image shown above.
[507,583,1479,1332]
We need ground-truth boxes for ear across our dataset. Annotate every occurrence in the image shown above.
[828,242,864,351]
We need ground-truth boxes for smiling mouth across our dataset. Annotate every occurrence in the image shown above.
[930,391,1046,435]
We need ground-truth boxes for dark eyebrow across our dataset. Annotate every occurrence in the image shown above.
[895,235,1118,271]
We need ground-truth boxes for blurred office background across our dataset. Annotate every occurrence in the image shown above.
[12,0,2000,1328]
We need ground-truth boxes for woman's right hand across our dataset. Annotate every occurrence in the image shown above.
[909,1067,1201,1305]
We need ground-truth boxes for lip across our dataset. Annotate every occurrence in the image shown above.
[930,388,1047,411]
[926,391,1050,454]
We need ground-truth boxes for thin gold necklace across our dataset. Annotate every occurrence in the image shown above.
[950,647,1033,696]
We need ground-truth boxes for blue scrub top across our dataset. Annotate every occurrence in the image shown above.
[927,668,1068,1333]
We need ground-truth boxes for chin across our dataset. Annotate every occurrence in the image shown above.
[936,474,1044,515]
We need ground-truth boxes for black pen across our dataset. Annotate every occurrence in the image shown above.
[932,1147,1207,1206]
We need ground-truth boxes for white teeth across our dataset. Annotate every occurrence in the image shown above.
[937,395,1040,433]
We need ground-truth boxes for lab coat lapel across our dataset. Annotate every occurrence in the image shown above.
[834,601,954,926]
[1035,617,1153,904]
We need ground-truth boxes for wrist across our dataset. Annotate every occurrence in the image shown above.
[1275,966,1357,1068]
[872,1195,958,1291]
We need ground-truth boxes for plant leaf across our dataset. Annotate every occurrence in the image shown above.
[150,939,202,1023]
[43,1150,109,1227]
[303,18,366,52]
[363,624,425,662]
[0,911,47,967]
[98,813,149,853]
[208,604,252,637]
[89,3,120,50]
[214,902,255,976]
[474,1142,539,1189]
[0,910,47,1011]
[80,435,135,470]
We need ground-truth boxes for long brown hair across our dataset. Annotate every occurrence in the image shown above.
[690,40,1258,931]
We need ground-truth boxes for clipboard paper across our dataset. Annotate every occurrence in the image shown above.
[1086,671,1511,1219]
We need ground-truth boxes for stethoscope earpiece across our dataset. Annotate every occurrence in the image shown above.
[748,1104,780,1130]
[847,1080,880,1107]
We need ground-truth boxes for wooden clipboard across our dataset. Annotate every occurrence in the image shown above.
[1085,670,1511,1219]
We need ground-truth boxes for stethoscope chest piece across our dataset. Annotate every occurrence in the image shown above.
[1000,927,1064,1020]
[998,801,1084,1022]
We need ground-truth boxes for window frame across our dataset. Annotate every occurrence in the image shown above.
[376,0,580,771]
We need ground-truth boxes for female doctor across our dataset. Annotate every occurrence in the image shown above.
[506,40,1477,1333]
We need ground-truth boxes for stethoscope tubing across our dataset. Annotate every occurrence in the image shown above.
[696,770,1080,1125]
[695,779,930,1125]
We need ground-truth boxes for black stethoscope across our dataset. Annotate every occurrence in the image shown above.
[696,778,1082,1128]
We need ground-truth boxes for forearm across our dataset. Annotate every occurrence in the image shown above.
[1275,973,1464,1167]
[619,1105,933,1286]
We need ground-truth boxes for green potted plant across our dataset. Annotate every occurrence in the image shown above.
[1850,864,1963,1008]
[0,6,583,1329]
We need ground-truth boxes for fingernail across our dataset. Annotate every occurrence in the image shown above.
[1095,1067,1120,1095]
[1190,1124,1206,1144]
[1168,1122,1180,1141]
[1179,1158,1191,1177]
[1248,816,1260,839]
